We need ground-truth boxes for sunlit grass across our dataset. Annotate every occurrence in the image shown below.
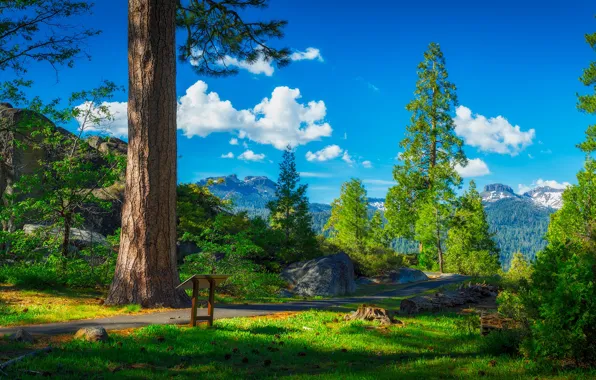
[0,285,169,327]
[2,310,593,379]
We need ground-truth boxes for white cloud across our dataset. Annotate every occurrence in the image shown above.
[290,47,324,62]
[300,172,332,178]
[220,55,275,76]
[343,132,347,140]
[528,153,534,159]
[454,158,491,178]
[518,179,571,194]
[243,141,249,148]
[362,160,372,168]
[192,47,322,76]
[85,81,333,150]
[454,106,535,156]
[177,81,332,149]
[306,145,342,162]
[541,149,552,154]
[229,138,239,145]
[238,150,265,162]
[75,101,128,137]
[221,152,234,159]
[342,151,354,165]
[363,179,394,185]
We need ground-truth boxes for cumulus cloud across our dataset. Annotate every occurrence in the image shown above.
[80,81,333,150]
[362,160,372,168]
[306,145,343,162]
[454,106,535,156]
[75,101,128,137]
[229,138,239,145]
[221,152,234,159]
[342,151,354,165]
[238,150,265,162]
[518,179,571,194]
[290,47,324,62]
[454,158,491,178]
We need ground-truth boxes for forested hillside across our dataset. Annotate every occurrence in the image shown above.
[199,176,556,267]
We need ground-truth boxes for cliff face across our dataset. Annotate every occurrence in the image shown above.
[0,103,127,235]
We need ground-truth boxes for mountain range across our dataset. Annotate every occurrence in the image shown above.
[198,175,561,268]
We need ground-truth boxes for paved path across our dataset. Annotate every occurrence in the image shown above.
[0,274,468,336]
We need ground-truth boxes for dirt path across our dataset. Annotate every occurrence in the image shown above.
[0,274,468,336]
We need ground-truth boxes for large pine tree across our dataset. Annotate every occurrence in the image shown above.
[518,28,596,362]
[445,181,500,275]
[385,42,466,272]
[107,0,289,307]
[267,146,317,262]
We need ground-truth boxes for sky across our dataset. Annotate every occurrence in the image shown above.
[5,0,596,203]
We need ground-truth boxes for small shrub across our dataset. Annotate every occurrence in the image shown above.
[480,329,525,356]
[351,248,405,277]
[454,314,480,336]
[180,253,286,299]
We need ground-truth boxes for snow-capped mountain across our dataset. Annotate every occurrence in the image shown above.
[480,184,521,203]
[481,183,563,210]
[523,186,564,209]
[368,198,386,211]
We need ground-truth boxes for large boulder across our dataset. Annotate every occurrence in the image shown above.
[282,253,356,297]
[387,268,428,284]
[0,104,127,236]
[23,224,110,248]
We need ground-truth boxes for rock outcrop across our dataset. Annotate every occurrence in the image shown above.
[23,224,110,248]
[0,103,126,236]
[281,253,356,297]
[387,268,429,284]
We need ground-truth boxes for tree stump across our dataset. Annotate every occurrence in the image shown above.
[344,305,396,325]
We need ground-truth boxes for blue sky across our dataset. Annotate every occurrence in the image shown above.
[8,0,596,203]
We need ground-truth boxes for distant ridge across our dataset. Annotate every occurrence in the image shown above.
[197,175,562,267]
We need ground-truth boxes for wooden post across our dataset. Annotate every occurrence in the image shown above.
[207,278,215,327]
[190,278,198,327]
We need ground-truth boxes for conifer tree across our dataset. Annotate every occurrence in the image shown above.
[445,181,500,275]
[516,27,596,363]
[385,42,466,272]
[325,178,369,253]
[267,146,316,262]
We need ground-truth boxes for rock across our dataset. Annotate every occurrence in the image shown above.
[74,326,109,342]
[23,224,110,248]
[281,253,356,297]
[9,329,35,343]
[355,277,377,285]
[386,268,429,284]
[177,240,201,263]
[277,289,294,298]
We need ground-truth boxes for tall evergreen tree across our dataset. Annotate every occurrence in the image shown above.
[107,0,289,307]
[515,27,596,363]
[385,42,466,272]
[325,178,369,253]
[267,146,316,262]
[445,181,500,275]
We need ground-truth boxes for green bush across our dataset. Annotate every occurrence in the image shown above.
[502,252,533,289]
[481,329,525,357]
[350,247,405,277]
[180,253,286,299]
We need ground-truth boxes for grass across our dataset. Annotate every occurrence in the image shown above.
[1,310,594,379]
[0,285,170,327]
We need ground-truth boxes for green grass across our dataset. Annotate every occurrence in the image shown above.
[2,310,593,379]
[0,286,169,327]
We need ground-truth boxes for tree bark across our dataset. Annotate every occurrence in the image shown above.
[106,0,189,307]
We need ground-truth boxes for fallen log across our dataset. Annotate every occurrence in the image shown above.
[344,305,401,326]
[400,283,498,315]
[0,347,52,371]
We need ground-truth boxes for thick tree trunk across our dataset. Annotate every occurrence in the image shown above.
[106,0,189,307]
